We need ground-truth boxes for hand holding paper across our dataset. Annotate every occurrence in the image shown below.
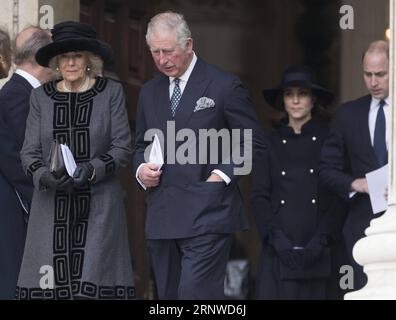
[137,134,163,189]
[365,165,388,214]
[149,134,164,171]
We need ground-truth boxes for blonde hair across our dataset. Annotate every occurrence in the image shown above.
[49,51,103,79]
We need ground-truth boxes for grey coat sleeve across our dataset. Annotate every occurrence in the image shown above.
[90,83,132,183]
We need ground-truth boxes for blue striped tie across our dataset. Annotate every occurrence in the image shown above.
[170,78,181,117]
[373,100,388,166]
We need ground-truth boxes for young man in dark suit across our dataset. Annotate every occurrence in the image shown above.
[133,11,265,299]
[319,41,389,291]
[0,26,52,299]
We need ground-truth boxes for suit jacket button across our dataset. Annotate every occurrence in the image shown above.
[281,200,286,205]
[281,171,286,176]
[312,136,317,141]
[282,139,287,144]
[312,199,316,204]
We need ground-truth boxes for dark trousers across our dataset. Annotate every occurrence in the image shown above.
[0,177,27,299]
[147,233,232,300]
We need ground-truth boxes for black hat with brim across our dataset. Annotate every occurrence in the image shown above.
[262,66,334,108]
[35,21,112,67]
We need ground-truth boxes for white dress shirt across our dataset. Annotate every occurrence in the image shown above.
[169,52,197,97]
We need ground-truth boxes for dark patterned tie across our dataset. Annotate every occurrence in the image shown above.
[373,100,388,166]
[170,78,181,117]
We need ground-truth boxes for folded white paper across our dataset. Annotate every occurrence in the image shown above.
[366,164,388,214]
[149,134,164,170]
[61,144,77,177]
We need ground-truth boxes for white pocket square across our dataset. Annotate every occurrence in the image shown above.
[193,97,215,112]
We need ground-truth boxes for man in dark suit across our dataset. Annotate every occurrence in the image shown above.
[319,40,389,291]
[133,12,264,299]
[0,26,52,299]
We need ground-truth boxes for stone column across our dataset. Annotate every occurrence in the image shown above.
[345,0,396,300]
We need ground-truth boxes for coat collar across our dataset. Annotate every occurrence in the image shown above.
[277,117,326,137]
[15,69,41,88]
[9,72,34,92]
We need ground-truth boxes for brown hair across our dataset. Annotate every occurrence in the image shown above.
[0,27,11,78]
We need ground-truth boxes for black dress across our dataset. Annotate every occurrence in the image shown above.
[251,118,348,300]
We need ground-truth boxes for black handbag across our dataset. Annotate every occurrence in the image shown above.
[279,248,331,280]
[48,140,66,178]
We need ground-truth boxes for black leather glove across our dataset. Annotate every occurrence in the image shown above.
[301,235,327,268]
[73,162,94,187]
[278,249,304,270]
[269,229,302,270]
[40,170,73,190]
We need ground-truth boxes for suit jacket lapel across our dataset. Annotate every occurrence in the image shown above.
[154,74,173,133]
[358,95,378,166]
[152,74,173,162]
[174,58,210,131]
[153,59,209,161]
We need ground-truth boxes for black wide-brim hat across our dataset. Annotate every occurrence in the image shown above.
[262,65,334,108]
[35,21,112,67]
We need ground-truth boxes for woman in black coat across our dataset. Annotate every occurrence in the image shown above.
[251,66,348,300]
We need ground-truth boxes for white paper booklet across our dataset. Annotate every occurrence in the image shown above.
[61,144,77,177]
[149,134,164,171]
[366,164,388,214]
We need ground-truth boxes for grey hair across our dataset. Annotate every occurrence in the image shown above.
[48,51,103,79]
[13,26,51,65]
[0,27,11,65]
[362,40,389,61]
[146,11,192,49]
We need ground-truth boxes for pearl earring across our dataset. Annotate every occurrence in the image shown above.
[87,66,91,72]
[56,67,59,71]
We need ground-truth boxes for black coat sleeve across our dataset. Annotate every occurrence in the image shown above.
[319,107,355,201]
[0,95,33,205]
[250,141,277,241]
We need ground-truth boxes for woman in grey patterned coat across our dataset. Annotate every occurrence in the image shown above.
[16,21,135,300]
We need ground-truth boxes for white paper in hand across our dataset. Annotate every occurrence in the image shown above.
[366,164,388,214]
[61,144,77,177]
[149,134,164,171]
